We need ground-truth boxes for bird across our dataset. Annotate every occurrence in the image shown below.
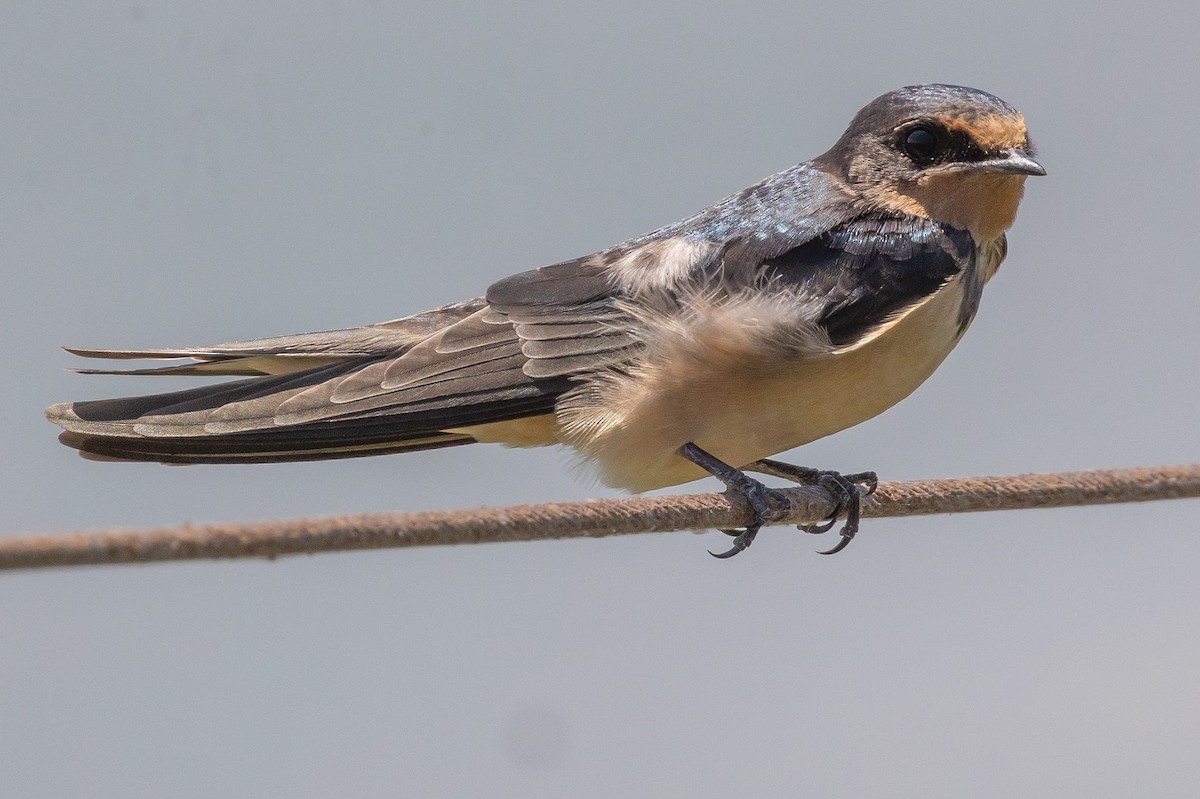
[47,84,1044,558]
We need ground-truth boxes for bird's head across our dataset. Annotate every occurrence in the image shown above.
[819,84,1045,242]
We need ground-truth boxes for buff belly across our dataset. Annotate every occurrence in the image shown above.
[579,273,973,491]
[458,266,982,492]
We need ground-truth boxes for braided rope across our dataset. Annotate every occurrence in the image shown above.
[2,464,1197,570]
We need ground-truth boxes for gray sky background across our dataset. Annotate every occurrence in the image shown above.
[4,3,1200,797]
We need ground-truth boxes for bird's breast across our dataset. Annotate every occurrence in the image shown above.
[560,261,985,492]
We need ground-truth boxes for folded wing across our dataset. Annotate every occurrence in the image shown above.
[47,258,647,463]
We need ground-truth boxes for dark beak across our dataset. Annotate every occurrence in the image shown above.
[974,148,1046,176]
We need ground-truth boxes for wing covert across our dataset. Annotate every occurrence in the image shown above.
[758,216,974,346]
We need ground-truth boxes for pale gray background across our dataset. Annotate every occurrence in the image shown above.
[3,3,1199,797]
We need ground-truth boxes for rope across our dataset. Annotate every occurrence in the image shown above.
[2,464,1197,571]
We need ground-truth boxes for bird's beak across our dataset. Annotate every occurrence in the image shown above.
[925,148,1047,178]
[972,148,1046,176]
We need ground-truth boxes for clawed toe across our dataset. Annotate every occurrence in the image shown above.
[678,444,876,558]
[812,471,866,555]
[844,471,879,496]
[745,460,876,555]
[677,443,791,558]
[817,531,855,556]
[799,515,838,535]
[708,484,790,558]
[709,526,760,559]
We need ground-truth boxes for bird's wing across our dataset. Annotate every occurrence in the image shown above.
[754,214,977,347]
[47,240,708,460]
[260,253,655,429]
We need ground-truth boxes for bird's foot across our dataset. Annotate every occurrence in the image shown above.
[677,443,791,558]
[744,459,877,555]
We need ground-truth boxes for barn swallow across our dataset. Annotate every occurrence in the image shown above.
[47,84,1043,558]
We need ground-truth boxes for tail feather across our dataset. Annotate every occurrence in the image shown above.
[68,356,346,377]
[48,357,567,464]
[49,383,561,464]
[46,296,581,465]
[58,428,475,464]
[61,299,487,362]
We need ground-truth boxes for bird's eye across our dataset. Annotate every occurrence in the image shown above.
[901,126,942,164]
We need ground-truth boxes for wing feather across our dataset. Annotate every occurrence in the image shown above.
[60,300,486,376]
[49,165,906,466]
[757,215,973,346]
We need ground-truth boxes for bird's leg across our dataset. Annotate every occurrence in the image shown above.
[743,459,878,555]
[677,442,792,559]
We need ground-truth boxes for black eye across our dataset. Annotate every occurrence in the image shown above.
[901,126,942,164]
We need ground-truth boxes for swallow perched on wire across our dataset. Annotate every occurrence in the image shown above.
[47,84,1044,557]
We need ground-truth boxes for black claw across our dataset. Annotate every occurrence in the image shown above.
[742,459,876,556]
[817,479,862,555]
[808,471,863,554]
[799,516,838,535]
[843,471,879,496]
[678,445,876,558]
[817,534,854,556]
[801,476,850,534]
[709,527,760,558]
[677,443,791,558]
